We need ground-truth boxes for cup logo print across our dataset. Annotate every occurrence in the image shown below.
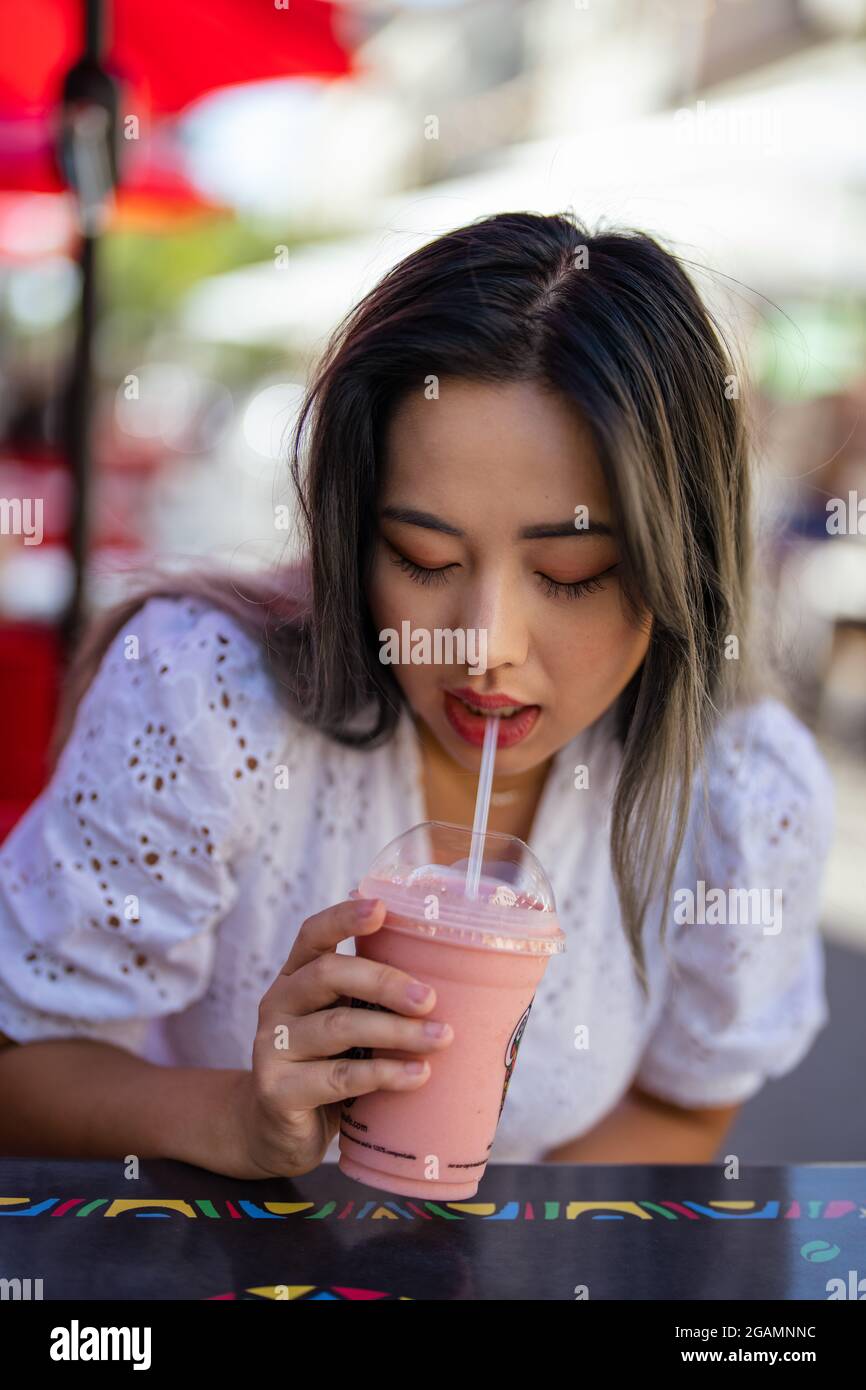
[498,998,534,1121]
[341,997,393,1109]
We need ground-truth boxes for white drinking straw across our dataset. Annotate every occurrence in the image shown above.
[464,714,500,899]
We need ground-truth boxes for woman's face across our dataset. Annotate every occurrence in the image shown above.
[367,378,651,775]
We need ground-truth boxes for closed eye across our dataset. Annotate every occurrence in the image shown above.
[388,551,456,587]
[535,566,618,599]
[387,545,619,598]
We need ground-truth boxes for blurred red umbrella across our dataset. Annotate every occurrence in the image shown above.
[0,0,355,646]
[0,0,351,117]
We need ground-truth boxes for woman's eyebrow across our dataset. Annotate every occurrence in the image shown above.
[379,505,462,536]
[379,505,613,540]
[521,519,613,539]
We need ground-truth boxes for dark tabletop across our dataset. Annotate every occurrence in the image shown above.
[1,1158,864,1300]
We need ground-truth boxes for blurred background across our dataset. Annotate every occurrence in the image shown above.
[0,0,863,1157]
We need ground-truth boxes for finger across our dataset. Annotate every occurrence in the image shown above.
[275,1054,432,1111]
[263,950,437,1021]
[280,897,386,976]
[278,1004,454,1062]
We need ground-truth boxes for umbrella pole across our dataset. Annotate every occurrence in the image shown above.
[61,231,97,654]
[59,0,116,655]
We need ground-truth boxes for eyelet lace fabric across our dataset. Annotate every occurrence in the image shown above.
[0,596,834,1162]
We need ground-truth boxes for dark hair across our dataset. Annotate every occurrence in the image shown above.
[53,210,756,994]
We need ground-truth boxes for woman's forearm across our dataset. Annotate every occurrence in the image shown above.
[541,1085,739,1164]
[0,1037,252,1177]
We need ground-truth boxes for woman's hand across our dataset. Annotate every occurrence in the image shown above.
[227,897,454,1179]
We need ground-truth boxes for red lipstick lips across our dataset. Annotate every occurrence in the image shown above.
[448,687,527,711]
[443,687,541,748]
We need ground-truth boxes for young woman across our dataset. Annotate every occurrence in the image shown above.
[0,211,833,1176]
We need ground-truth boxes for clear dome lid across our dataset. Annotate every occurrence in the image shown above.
[357,820,565,955]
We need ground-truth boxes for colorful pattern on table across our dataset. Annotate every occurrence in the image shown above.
[2,1195,865,1221]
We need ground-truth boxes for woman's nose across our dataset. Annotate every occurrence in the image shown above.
[458,575,529,675]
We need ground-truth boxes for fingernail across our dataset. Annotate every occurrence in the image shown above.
[424,1021,449,1038]
[404,1060,427,1074]
[356,898,381,919]
[406,982,432,1004]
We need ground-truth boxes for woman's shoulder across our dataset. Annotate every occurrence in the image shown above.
[57,590,332,831]
[119,590,273,673]
[695,696,835,860]
[118,590,369,785]
[94,590,299,742]
[705,697,833,797]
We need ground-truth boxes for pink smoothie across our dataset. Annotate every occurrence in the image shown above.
[337,868,565,1199]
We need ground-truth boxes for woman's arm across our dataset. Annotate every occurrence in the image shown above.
[0,1035,253,1177]
[540,1082,741,1164]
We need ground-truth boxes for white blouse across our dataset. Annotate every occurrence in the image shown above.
[0,594,835,1164]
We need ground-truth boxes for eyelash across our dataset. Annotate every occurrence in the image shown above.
[536,572,607,601]
[388,551,612,600]
[389,553,453,587]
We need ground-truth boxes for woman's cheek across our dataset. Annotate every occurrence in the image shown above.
[545,595,644,691]
[368,563,446,654]
[368,559,409,632]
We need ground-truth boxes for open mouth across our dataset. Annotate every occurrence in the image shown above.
[443,690,541,747]
[453,693,528,718]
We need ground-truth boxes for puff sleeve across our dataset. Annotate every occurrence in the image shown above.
[0,594,281,1056]
[634,700,834,1108]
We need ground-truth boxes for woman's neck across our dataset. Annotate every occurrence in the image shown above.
[414,713,555,843]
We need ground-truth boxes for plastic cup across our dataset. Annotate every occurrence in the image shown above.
[337,820,565,1199]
